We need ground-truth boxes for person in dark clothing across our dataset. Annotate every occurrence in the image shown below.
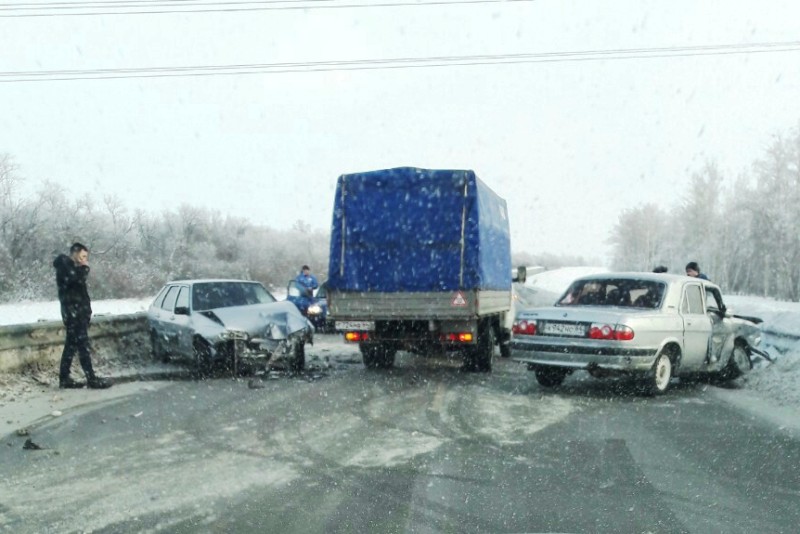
[53,242,112,389]
[685,261,710,281]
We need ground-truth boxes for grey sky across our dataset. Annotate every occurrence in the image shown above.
[2,0,799,263]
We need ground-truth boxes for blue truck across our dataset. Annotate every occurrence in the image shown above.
[327,167,514,371]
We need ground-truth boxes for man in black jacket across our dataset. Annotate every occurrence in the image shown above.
[54,242,112,389]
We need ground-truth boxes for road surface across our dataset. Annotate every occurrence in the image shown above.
[1,334,798,533]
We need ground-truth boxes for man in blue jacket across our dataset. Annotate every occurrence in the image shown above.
[53,242,112,389]
[295,265,319,299]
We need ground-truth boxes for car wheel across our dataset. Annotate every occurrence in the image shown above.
[642,352,672,395]
[720,344,752,381]
[499,342,511,359]
[193,339,213,379]
[534,367,568,387]
[289,341,306,373]
[150,329,169,363]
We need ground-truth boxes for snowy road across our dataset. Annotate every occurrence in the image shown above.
[1,335,799,533]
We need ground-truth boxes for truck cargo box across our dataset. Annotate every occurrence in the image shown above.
[327,167,511,293]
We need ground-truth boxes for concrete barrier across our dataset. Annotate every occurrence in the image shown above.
[0,313,150,373]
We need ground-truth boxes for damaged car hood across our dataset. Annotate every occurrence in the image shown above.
[199,301,310,337]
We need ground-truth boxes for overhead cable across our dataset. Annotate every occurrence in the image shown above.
[1,0,535,17]
[2,41,799,83]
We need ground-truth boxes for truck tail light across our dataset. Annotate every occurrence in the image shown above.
[512,319,537,336]
[442,332,474,343]
[344,332,369,342]
[589,323,634,341]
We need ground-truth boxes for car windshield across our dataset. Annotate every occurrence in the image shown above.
[316,283,327,299]
[557,278,666,309]
[191,282,276,311]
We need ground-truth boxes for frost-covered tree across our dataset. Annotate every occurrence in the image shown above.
[608,203,671,272]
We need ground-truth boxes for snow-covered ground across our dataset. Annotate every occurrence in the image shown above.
[1,270,798,412]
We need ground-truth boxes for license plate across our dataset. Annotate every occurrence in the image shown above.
[336,321,375,331]
[542,322,585,337]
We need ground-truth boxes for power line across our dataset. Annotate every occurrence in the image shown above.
[0,0,535,17]
[2,41,799,83]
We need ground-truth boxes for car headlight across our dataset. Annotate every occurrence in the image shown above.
[307,304,323,315]
[220,329,249,341]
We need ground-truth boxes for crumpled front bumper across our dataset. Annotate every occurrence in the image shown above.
[207,321,313,363]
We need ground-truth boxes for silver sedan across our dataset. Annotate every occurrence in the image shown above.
[510,273,762,394]
[148,279,313,376]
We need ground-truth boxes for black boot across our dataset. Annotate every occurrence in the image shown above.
[87,376,113,389]
[59,376,86,389]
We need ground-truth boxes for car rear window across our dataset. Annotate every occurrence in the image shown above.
[557,279,665,309]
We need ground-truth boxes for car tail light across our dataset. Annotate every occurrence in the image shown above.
[344,332,369,342]
[614,325,635,341]
[589,323,614,339]
[589,323,634,341]
[512,319,537,336]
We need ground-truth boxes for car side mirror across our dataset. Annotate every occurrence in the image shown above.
[174,306,190,316]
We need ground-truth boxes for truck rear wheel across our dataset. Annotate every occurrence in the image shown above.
[361,343,396,369]
[465,321,494,373]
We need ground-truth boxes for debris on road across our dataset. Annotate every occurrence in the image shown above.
[248,379,265,389]
[51,410,62,417]
[16,428,30,436]
[22,438,43,450]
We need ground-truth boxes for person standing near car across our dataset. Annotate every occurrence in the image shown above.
[53,242,112,389]
[685,261,710,281]
[295,265,319,298]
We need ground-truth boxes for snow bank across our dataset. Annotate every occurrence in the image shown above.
[725,295,800,338]
[0,298,154,327]
[0,288,289,327]
[524,266,609,294]
[740,340,800,408]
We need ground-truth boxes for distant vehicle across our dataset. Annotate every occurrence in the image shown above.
[327,167,514,371]
[510,273,763,394]
[286,280,331,332]
[148,279,313,375]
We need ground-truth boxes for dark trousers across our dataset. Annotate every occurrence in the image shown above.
[60,319,95,380]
